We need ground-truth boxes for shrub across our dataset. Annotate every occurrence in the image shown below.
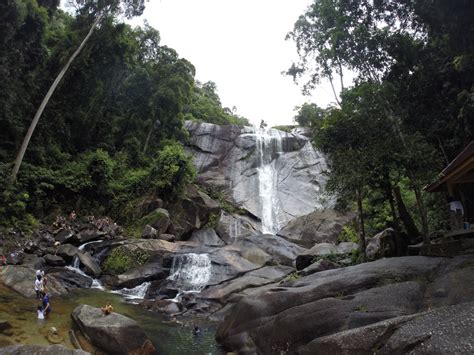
[103,246,151,275]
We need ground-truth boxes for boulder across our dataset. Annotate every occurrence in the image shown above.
[158,234,176,242]
[46,268,92,289]
[0,265,68,297]
[141,225,158,239]
[112,262,168,289]
[300,302,474,355]
[56,244,79,263]
[366,228,397,260]
[189,229,225,246]
[215,211,258,243]
[140,299,180,315]
[0,345,89,354]
[0,320,12,332]
[216,256,450,354]
[295,242,358,270]
[148,208,171,235]
[200,266,293,303]
[298,259,339,277]
[77,252,101,278]
[277,209,355,248]
[71,304,155,355]
[44,254,66,267]
[167,185,220,239]
[71,229,105,245]
[54,228,74,244]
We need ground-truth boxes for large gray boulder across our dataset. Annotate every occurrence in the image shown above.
[216,256,474,354]
[0,345,89,354]
[277,209,355,248]
[366,228,397,260]
[296,242,359,270]
[71,304,155,355]
[300,302,474,355]
[0,265,67,297]
[77,252,101,278]
[189,228,225,246]
[215,211,259,244]
[56,244,79,263]
[185,121,331,233]
[46,267,93,289]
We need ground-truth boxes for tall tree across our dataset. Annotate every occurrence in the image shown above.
[10,0,146,183]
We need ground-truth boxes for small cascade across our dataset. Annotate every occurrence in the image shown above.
[254,128,283,234]
[111,282,151,302]
[67,240,104,289]
[167,253,212,293]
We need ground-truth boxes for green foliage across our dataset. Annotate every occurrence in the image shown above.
[103,246,150,275]
[148,142,195,197]
[338,225,358,243]
[184,81,250,126]
[281,271,301,283]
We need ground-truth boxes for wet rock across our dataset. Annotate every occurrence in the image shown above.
[44,254,66,267]
[189,229,225,246]
[71,304,155,354]
[277,209,355,248]
[0,344,89,354]
[112,263,168,289]
[72,229,105,245]
[158,233,176,242]
[366,228,397,260]
[46,268,92,289]
[140,299,180,314]
[148,208,171,235]
[77,252,101,278]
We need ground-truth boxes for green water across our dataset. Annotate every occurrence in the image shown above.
[0,284,222,354]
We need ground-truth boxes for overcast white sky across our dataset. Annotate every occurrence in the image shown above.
[129,0,343,127]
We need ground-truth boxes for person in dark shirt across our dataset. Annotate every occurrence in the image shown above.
[41,292,51,317]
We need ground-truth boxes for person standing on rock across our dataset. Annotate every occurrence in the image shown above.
[34,274,43,299]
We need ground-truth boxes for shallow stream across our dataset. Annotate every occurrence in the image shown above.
[0,284,221,354]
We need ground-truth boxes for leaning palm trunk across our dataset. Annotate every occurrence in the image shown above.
[10,14,103,183]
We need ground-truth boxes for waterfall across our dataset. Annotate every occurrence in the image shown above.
[254,128,283,234]
[67,240,104,289]
[167,253,212,293]
[111,281,151,301]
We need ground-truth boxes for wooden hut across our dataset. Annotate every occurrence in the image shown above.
[426,141,474,231]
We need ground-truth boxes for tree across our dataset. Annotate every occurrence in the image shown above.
[10,0,146,183]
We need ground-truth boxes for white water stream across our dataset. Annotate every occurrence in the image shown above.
[66,240,104,289]
[166,253,212,302]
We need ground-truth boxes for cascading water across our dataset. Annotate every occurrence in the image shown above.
[66,240,103,289]
[167,253,212,293]
[111,282,151,302]
[254,128,283,234]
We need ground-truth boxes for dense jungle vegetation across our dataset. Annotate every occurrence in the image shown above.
[0,0,248,230]
[290,0,474,246]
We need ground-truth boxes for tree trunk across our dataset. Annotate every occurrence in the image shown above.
[143,121,154,154]
[386,183,403,256]
[393,185,420,240]
[10,14,103,183]
[356,188,367,262]
[413,183,430,244]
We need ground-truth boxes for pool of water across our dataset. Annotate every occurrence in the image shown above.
[0,284,222,354]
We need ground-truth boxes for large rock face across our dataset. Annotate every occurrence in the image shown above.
[185,121,330,233]
[216,255,474,354]
[71,305,155,355]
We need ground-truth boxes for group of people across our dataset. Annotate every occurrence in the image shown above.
[34,269,51,320]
